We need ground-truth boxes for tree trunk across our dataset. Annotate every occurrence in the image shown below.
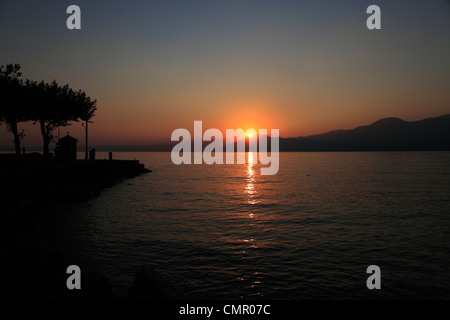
[10,121,21,156]
[40,120,50,156]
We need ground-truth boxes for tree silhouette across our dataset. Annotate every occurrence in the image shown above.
[73,89,97,159]
[1,64,97,157]
[28,80,77,156]
[0,64,27,155]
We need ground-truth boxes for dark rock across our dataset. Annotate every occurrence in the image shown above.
[65,269,117,300]
[0,245,118,299]
[0,246,186,299]
[128,264,182,300]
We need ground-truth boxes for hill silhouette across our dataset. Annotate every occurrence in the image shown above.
[279,114,450,151]
[9,114,447,152]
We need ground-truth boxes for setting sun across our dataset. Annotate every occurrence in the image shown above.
[0,0,448,303]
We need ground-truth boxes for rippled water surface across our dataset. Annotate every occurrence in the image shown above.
[13,152,450,299]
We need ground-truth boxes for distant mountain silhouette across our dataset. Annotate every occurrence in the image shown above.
[280,114,450,151]
[22,114,446,152]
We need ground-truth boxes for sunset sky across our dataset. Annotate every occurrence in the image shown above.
[1,0,449,148]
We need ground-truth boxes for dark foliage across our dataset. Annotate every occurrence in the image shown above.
[0,63,97,155]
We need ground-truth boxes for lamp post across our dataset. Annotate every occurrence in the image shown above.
[82,119,89,160]
[84,119,88,160]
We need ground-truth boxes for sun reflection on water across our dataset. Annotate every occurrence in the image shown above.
[246,152,259,205]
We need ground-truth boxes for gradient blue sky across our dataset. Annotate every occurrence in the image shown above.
[0,0,449,147]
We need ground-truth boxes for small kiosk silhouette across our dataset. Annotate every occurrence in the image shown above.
[55,134,78,160]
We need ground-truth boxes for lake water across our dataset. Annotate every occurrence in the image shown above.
[10,152,450,299]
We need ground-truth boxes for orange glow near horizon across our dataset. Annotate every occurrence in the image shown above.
[1,1,450,149]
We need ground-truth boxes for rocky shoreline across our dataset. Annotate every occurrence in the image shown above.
[0,245,183,300]
[1,153,151,214]
[0,154,185,299]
